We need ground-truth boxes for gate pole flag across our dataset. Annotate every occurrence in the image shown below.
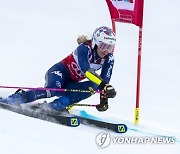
[105,0,144,124]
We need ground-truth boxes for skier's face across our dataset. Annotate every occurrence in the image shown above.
[97,48,109,58]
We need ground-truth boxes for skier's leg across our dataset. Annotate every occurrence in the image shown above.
[65,81,98,104]
[1,63,70,105]
[48,81,98,110]
[26,62,71,102]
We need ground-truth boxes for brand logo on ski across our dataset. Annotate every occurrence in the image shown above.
[116,124,127,133]
[70,118,79,126]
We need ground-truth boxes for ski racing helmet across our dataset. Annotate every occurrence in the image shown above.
[91,26,116,53]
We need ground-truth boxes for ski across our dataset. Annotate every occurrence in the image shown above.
[28,102,127,133]
[0,102,80,127]
[0,100,127,133]
[75,115,127,133]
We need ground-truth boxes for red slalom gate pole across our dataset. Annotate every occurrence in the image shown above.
[134,27,143,125]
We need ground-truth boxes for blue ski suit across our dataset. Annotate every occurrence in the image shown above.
[24,41,114,109]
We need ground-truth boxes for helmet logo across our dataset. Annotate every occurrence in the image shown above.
[104,37,116,41]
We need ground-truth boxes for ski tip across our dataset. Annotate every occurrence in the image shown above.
[68,117,81,127]
[115,124,128,133]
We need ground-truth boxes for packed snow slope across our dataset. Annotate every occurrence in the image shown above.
[0,0,180,153]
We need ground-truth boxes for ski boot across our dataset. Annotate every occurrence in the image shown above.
[36,96,70,115]
[0,89,28,106]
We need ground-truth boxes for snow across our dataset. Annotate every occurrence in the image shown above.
[0,0,180,153]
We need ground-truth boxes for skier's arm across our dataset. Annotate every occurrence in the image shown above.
[77,45,116,98]
[85,66,116,98]
[85,69,103,87]
[85,53,115,88]
[100,54,114,83]
[76,44,104,86]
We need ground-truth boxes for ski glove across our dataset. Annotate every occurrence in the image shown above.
[99,82,116,99]
[96,103,108,112]
[96,97,108,112]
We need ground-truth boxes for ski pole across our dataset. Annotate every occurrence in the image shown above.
[31,101,98,109]
[66,103,98,111]
[0,85,102,94]
[68,103,97,107]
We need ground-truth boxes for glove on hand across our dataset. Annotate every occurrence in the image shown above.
[102,84,116,98]
[96,84,116,112]
[96,97,108,112]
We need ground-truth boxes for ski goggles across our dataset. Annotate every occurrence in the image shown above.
[98,42,115,53]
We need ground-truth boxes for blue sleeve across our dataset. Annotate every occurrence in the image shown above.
[100,53,114,83]
[76,43,90,73]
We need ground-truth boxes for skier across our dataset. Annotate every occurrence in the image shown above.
[1,26,116,112]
